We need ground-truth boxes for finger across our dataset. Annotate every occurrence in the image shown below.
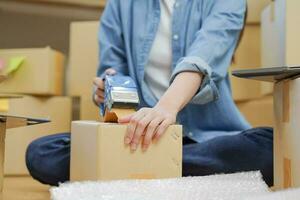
[131,114,155,151]
[93,77,105,90]
[105,68,117,75]
[142,118,164,151]
[118,113,135,124]
[95,89,104,98]
[119,108,147,124]
[123,110,147,147]
[94,95,104,105]
[153,120,172,143]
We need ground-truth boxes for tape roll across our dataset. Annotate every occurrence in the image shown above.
[104,108,136,123]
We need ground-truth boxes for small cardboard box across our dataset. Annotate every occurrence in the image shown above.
[70,121,182,181]
[273,78,300,189]
[0,47,65,95]
[236,95,273,127]
[67,21,99,120]
[1,96,72,175]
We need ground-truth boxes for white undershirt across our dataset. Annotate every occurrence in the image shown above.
[144,0,175,99]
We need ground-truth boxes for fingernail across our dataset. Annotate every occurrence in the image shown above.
[131,143,137,151]
[142,145,147,151]
[125,137,131,144]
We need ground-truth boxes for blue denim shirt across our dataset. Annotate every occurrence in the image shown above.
[97,0,251,143]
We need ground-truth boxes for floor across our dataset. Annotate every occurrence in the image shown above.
[3,176,50,200]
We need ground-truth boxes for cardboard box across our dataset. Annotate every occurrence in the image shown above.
[28,0,106,7]
[235,74,300,190]
[261,0,300,66]
[67,21,99,120]
[233,25,261,68]
[0,47,65,95]
[246,0,271,24]
[236,95,273,127]
[0,96,72,175]
[230,24,273,101]
[273,78,300,189]
[70,121,182,181]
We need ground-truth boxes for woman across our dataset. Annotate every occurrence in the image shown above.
[26,0,273,187]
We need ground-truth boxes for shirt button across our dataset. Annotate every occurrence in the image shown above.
[173,34,179,40]
[189,132,193,137]
[174,2,180,8]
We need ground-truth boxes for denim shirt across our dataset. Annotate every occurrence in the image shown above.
[97,0,251,143]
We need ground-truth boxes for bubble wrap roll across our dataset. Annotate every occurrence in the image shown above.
[51,171,270,200]
[244,188,300,200]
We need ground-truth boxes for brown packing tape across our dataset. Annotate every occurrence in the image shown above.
[284,158,292,188]
[282,81,290,123]
[104,108,136,123]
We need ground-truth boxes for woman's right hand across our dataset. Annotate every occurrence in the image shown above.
[93,68,116,106]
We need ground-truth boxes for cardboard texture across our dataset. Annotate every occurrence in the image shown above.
[67,21,99,120]
[1,96,72,175]
[0,123,5,194]
[0,115,47,197]
[70,121,182,181]
[233,25,261,68]
[261,0,300,67]
[273,78,300,190]
[230,24,273,101]
[246,0,271,24]
[236,95,273,127]
[0,47,65,95]
[28,0,106,7]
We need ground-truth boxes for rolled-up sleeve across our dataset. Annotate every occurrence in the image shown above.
[170,0,246,105]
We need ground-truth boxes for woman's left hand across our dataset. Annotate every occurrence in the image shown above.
[118,105,178,151]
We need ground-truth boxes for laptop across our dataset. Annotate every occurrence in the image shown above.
[232,66,300,82]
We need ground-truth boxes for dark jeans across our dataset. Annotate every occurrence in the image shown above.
[26,127,273,186]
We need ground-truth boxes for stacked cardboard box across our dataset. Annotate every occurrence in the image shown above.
[0,47,71,175]
[67,21,100,121]
[260,0,300,190]
[232,0,274,127]
[231,0,273,101]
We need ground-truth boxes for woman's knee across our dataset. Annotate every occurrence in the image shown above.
[26,133,71,186]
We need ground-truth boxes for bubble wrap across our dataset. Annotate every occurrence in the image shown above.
[244,188,300,200]
[51,171,270,200]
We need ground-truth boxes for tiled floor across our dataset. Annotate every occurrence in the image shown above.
[3,176,50,200]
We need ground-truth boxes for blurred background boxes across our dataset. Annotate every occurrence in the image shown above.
[236,95,273,127]
[67,21,100,120]
[261,0,300,67]
[231,0,273,127]
[246,0,272,24]
[0,47,65,95]
[1,96,72,175]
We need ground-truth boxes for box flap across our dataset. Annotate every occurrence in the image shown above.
[0,114,50,129]
[232,66,300,82]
